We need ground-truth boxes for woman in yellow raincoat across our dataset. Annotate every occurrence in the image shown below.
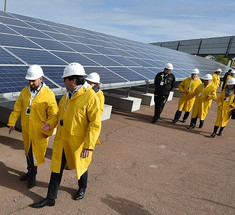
[211,78,235,137]
[212,68,222,89]
[172,68,202,123]
[31,63,101,208]
[188,74,217,129]
[8,65,58,188]
[222,69,235,90]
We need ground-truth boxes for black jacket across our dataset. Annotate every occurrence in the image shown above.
[154,71,175,96]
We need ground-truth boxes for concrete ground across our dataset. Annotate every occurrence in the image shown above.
[0,95,235,215]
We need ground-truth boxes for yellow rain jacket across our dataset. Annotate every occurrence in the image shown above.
[97,90,105,115]
[50,86,101,180]
[215,89,235,127]
[177,77,202,112]
[212,73,221,88]
[191,82,217,120]
[8,85,58,166]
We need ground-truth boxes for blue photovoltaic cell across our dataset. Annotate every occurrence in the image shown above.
[7,48,66,65]
[83,54,122,66]
[0,33,40,48]
[107,67,146,82]
[42,66,65,87]
[70,36,100,46]
[131,67,156,79]
[109,56,140,66]
[10,26,51,39]
[84,66,127,84]
[0,16,31,28]
[30,38,73,51]
[126,58,155,67]
[62,42,99,54]
[0,10,13,18]
[88,46,118,55]
[25,21,58,32]
[0,47,23,64]
[0,23,18,34]
[108,48,136,57]
[44,31,77,42]
[51,51,99,66]
[10,13,42,23]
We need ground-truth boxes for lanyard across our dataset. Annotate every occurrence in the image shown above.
[29,84,43,107]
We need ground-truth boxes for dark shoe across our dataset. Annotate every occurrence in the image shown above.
[181,119,186,123]
[152,118,158,123]
[27,176,35,189]
[74,189,86,200]
[172,119,178,123]
[210,133,216,138]
[187,125,195,129]
[199,123,204,128]
[31,198,55,208]
[217,133,222,136]
[20,173,29,181]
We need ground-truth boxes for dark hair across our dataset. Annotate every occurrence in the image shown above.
[67,75,85,85]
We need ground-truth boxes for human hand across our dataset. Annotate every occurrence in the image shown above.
[41,121,50,132]
[80,148,91,158]
[9,126,15,134]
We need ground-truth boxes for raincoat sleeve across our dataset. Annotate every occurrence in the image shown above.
[8,91,24,127]
[97,91,105,115]
[83,96,101,150]
[207,85,217,100]
[216,91,224,107]
[42,90,58,136]
[178,80,184,92]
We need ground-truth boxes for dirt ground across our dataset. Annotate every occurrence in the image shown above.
[0,94,235,215]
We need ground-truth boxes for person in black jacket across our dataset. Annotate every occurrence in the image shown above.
[221,68,232,91]
[152,63,175,123]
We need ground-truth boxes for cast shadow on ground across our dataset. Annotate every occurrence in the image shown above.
[0,135,53,159]
[111,109,212,137]
[0,161,76,202]
[101,194,153,215]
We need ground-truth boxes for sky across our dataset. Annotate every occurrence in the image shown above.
[2,0,235,44]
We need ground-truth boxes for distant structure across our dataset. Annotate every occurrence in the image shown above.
[151,36,235,67]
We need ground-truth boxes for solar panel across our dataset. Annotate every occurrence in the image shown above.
[0,9,229,100]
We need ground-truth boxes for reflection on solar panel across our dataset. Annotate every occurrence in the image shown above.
[0,10,229,98]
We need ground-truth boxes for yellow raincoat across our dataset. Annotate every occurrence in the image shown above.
[191,82,217,120]
[97,90,105,115]
[177,77,202,112]
[8,86,58,166]
[215,89,235,127]
[50,86,101,180]
[212,73,221,88]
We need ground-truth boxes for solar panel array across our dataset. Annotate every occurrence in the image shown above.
[0,10,229,97]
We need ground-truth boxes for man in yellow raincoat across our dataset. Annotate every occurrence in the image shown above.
[8,65,58,189]
[31,63,101,208]
[172,68,202,123]
[212,68,222,89]
[211,78,235,137]
[187,74,217,129]
[222,69,235,90]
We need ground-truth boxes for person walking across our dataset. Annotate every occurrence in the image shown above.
[211,78,235,137]
[152,63,175,123]
[172,68,202,123]
[222,69,235,90]
[31,62,101,208]
[187,74,217,129]
[7,65,58,189]
[221,68,232,91]
[212,68,222,89]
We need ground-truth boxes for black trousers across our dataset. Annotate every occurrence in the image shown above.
[153,95,168,120]
[47,150,88,200]
[26,144,37,177]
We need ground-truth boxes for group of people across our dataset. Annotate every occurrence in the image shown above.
[7,62,104,208]
[153,63,235,137]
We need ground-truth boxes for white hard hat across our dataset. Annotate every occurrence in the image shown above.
[25,65,44,80]
[191,68,199,74]
[202,74,212,80]
[85,72,101,84]
[164,63,173,70]
[227,78,235,85]
[216,68,222,73]
[231,70,235,74]
[62,62,86,78]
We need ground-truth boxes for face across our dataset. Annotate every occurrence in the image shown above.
[191,74,198,79]
[228,84,235,89]
[87,80,96,87]
[29,77,42,90]
[164,68,171,74]
[203,80,211,86]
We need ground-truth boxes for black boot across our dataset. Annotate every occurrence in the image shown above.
[187,118,197,129]
[182,111,190,123]
[199,120,204,128]
[172,110,182,123]
[218,127,225,136]
[210,126,219,137]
